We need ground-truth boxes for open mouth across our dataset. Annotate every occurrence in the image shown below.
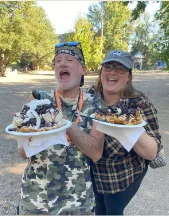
[107,79,117,84]
[60,71,70,80]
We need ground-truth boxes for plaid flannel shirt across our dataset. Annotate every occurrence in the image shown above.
[91,96,161,194]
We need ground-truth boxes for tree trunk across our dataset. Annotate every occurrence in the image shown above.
[37,64,39,71]
[0,54,8,76]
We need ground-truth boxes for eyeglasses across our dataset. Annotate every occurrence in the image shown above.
[55,41,85,64]
[102,63,129,74]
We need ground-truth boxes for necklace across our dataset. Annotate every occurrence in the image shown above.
[55,88,83,145]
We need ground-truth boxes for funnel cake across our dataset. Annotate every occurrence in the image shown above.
[10,99,66,132]
[95,105,142,125]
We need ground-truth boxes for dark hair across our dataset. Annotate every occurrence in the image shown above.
[94,67,144,99]
[80,75,84,87]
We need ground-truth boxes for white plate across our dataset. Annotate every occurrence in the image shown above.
[5,120,72,137]
[90,114,146,128]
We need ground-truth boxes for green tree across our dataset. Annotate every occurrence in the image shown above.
[87,2,105,35]
[0,1,58,76]
[155,2,169,68]
[0,1,29,76]
[130,13,161,68]
[87,2,132,54]
[123,1,149,21]
[20,5,58,70]
[65,17,103,72]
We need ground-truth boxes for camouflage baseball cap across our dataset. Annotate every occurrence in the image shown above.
[101,50,133,69]
[55,45,85,65]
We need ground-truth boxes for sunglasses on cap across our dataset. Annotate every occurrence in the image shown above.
[55,42,81,48]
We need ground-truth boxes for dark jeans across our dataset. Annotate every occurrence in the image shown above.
[91,167,148,215]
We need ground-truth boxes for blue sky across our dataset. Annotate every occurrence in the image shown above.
[37,1,160,34]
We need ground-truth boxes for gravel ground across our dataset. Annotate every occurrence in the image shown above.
[0,72,169,215]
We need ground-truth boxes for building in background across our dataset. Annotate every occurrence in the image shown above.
[154,60,167,70]
[133,51,144,70]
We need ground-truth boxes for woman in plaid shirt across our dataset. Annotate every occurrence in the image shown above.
[89,50,161,215]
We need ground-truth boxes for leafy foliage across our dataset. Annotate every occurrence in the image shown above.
[1,0,168,76]
[87,2,132,54]
[0,1,58,76]
[155,2,169,67]
[64,17,104,71]
[127,1,148,21]
[130,13,161,69]
[87,2,105,35]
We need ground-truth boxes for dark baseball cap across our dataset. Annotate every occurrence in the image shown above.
[101,50,133,69]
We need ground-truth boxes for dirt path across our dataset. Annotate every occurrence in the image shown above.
[0,72,169,214]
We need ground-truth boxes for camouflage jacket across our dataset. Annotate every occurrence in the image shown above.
[19,89,104,215]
